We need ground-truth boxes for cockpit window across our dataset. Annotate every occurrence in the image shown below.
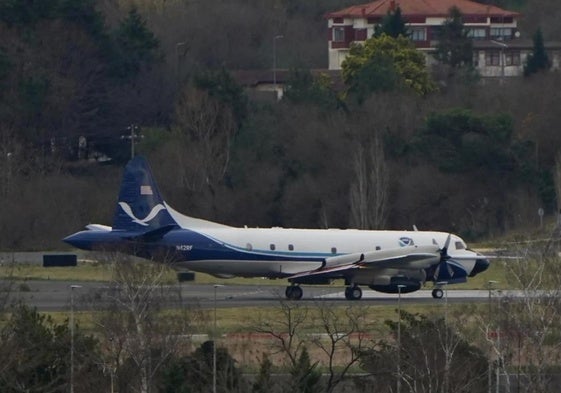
[455,241,466,250]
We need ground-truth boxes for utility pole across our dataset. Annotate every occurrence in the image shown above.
[121,124,143,159]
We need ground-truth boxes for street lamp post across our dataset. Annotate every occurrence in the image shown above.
[487,280,498,393]
[213,284,224,393]
[437,281,450,393]
[491,40,508,82]
[397,284,406,393]
[70,285,82,393]
[496,290,503,393]
[273,35,284,99]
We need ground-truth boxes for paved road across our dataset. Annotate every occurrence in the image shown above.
[2,279,510,311]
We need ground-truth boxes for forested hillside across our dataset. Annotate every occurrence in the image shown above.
[0,0,560,250]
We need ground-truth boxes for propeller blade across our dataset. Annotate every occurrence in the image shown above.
[433,234,454,281]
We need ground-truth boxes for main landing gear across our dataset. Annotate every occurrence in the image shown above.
[284,284,364,301]
[432,288,444,299]
[285,285,303,300]
[345,285,362,300]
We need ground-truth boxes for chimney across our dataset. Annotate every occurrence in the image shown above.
[390,0,396,11]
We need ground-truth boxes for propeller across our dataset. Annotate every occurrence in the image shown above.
[433,234,455,281]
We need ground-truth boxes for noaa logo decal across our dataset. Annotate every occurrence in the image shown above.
[398,237,414,247]
[119,202,165,226]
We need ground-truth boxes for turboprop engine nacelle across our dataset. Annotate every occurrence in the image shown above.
[323,252,365,268]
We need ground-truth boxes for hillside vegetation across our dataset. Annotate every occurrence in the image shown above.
[0,0,560,250]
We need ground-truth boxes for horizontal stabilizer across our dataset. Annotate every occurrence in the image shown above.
[86,224,112,232]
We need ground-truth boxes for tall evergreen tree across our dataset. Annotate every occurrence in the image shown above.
[524,28,550,76]
[434,7,473,70]
[0,305,103,392]
[374,6,408,38]
[252,355,273,393]
[289,347,322,393]
[110,7,160,79]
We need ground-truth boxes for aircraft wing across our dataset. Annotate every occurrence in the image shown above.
[359,245,440,269]
[288,245,440,280]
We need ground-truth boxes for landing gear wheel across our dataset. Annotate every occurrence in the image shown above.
[345,286,362,300]
[285,285,303,300]
[432,288,444,299]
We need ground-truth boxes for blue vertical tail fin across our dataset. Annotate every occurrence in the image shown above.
[112,156,177,232]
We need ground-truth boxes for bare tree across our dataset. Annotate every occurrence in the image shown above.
[90,252,198,393]
[350,131,389,229]
[251,298,309,369]
[309,302,372,393]
[171,87,236,193]
[553,150,561,219]
[496,253,561,393]
[251,298,379,393]
[362,310,488,393]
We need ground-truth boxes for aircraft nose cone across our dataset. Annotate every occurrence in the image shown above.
[469,258,490,277]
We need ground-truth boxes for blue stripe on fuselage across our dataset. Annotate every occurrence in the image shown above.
[163,228,327,263]
[64,227,328,263]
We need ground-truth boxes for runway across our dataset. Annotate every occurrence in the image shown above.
[3,279,511,311]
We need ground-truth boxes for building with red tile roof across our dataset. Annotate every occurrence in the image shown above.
[325,0,560,77]
[326,0,519,20]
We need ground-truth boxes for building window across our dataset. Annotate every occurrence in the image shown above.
[490,16,513,24]
[355,28,367,41]
[505,51,520,66]
[288,244,294,251]
[466,28,487,40]
[432,26,443,39]
[331,247,337,254]
[464,16,487,23]
[490,27,512,40]
[410,27,426,41]
[333,27,345,42]
[270,244,276,251]
[333,17,344,24]
[485,51,501,66]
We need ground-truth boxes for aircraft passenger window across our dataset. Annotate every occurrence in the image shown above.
[455,241,466,250]
[331,247,337,254]
[376,246,381,250]
[288,244,294,251]
[246,243,253,251]
[270,244,276,251]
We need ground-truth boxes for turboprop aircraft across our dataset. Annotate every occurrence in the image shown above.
[64,156,490,300]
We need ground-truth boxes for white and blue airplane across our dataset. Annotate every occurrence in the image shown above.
[64,156,490,300]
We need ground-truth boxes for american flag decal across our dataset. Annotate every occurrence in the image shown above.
[140,185,153,195]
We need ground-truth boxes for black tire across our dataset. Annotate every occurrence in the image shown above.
[285,286,293,299]
[432,288,444,299]
[286,286,303,300]
[345,286,362,300]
